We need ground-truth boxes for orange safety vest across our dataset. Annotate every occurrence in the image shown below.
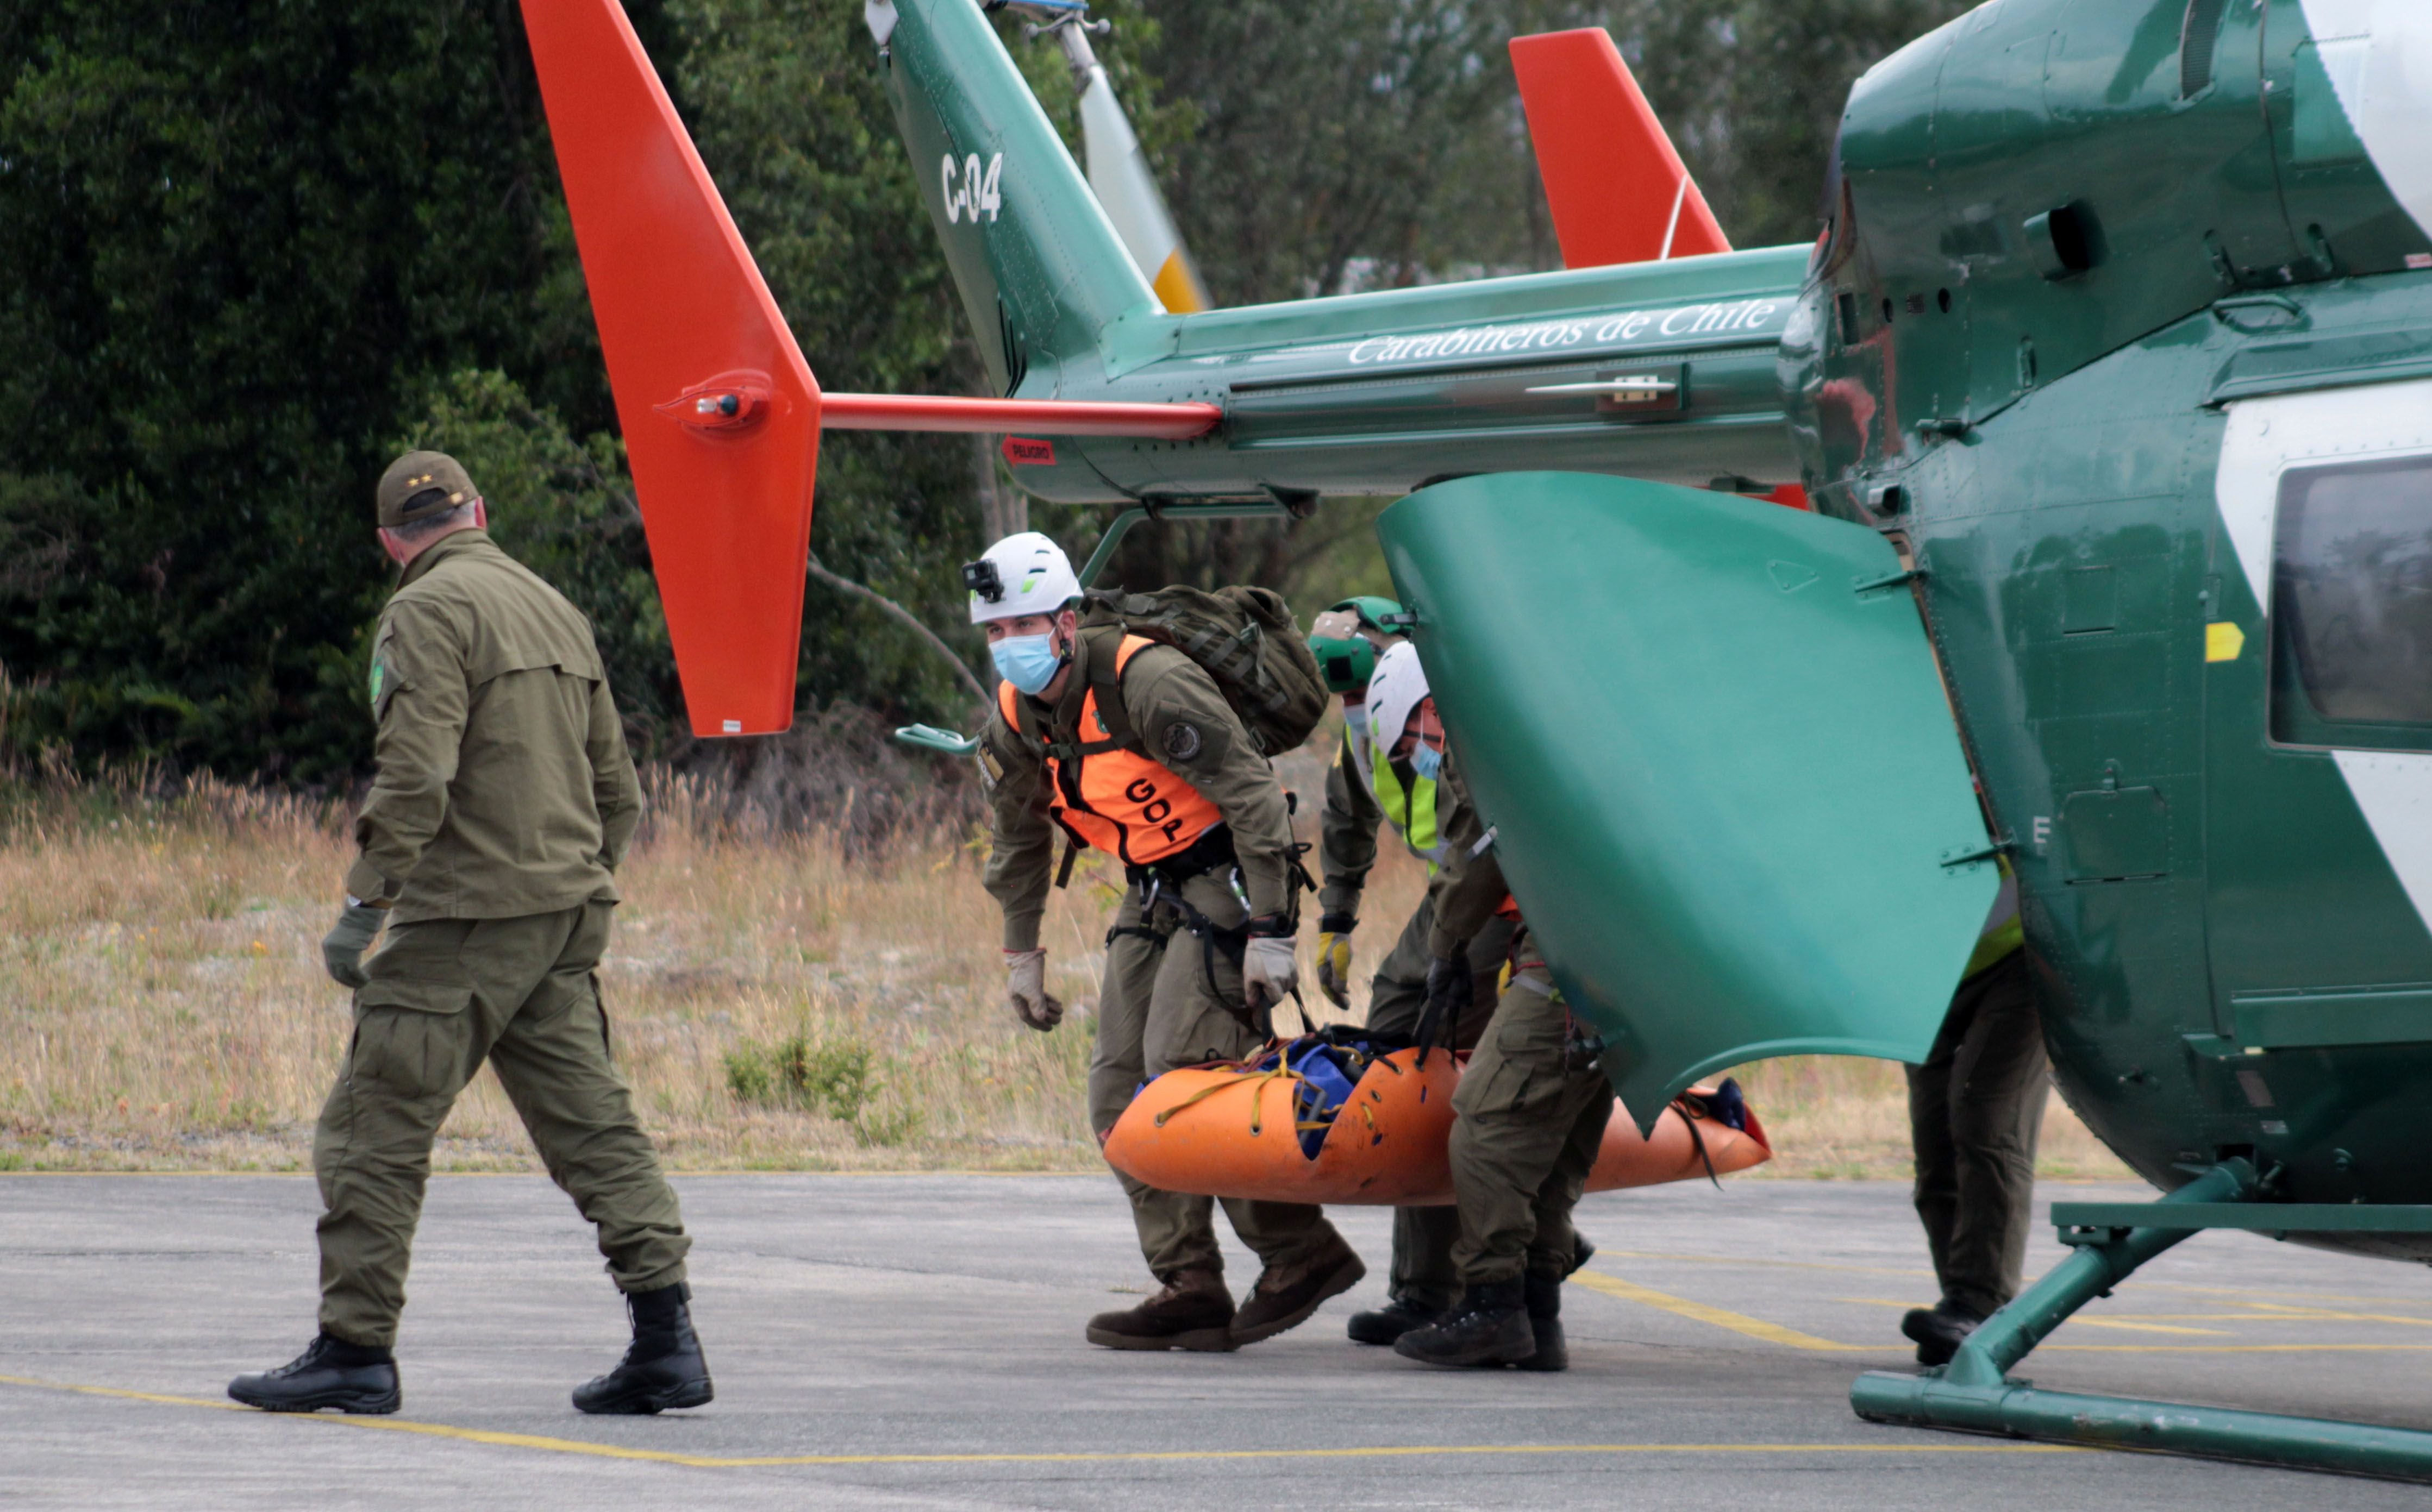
[1000,635,1225,866]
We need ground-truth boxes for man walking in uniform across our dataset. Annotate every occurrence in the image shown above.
[970,532,1364,1350]
[1307,635,1515,1346]
[230,452,708,1416]
[1900,867,2045,1364]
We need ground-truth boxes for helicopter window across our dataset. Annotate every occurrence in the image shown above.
[2269,455,2432,749]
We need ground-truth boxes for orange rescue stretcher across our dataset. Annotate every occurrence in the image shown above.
[1103,1039,1770,1206]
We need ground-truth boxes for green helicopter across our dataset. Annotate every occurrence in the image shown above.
[517,0,2432,1482]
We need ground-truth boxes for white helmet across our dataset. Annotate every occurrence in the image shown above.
[1364,640,1431,755]
[965,531,1082,624]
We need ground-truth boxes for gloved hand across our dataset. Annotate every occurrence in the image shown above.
[1418,953,1473,1050]
[321,900,387,990]
[1241,918,1300,1015]
[1005,948,1064,1032]
[1314,912,1356,1008]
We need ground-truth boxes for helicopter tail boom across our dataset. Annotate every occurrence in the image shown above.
[868,0,1160,394]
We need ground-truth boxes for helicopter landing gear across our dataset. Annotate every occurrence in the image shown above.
[1853,1159,2432,1485]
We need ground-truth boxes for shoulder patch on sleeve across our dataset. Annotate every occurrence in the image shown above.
[368,623,399,720]
[978,745,1005,789]
[1160,719,1203,762]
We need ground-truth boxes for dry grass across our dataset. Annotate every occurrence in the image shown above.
[0,774,2126,1180]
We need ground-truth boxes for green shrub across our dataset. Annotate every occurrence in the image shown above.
[723,1043,777,1106]
[726,1032,895,1138]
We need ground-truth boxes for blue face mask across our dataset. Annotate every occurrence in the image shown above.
[1409,741,1444,781]
[992,631,1066,696]
[1343,704,1370,738]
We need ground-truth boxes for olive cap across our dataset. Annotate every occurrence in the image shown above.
[376,451,479,527]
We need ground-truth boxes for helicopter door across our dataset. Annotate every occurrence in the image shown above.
[1377,472,2000,1126]
[2207,379,2432,1051]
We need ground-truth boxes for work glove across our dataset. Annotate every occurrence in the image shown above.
[1004,948,1064,1032]
[1314,912,1356,1008]
[321,900,387,990]
[1241,917,1300,1015]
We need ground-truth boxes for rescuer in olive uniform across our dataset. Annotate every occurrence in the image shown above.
[229,453,707,1418]
[970,532,1364,1351]
[1900,870,2045,1364]
[1306,629,1516,1346]
[1371,652,1612,1372]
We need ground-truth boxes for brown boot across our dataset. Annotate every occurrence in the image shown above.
[1085,1270,1236,1352]
[1230,1235,1367,1346]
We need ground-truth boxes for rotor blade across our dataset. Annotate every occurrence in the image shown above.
[1059,23,1214,313]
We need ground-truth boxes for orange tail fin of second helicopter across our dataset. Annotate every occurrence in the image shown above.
[1510,29,1731,269]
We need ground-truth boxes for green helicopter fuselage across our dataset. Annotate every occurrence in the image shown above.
[881,0,2432,1254]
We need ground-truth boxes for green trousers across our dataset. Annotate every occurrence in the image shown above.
[1085,870,1341,1285]
[1906,948,2047,1319]
[1362,900,1515,1310]
[1447,966,1614,1287]
[313,900,690,1347]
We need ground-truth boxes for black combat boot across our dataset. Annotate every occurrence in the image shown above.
[228,1333,400,1414]
[1392,1279,1536,1368]
[574,1283,714,1415]
[1086,1269,1236,1351]
[1346,1296,1446,1346]
[1512,1272,1567,1372]
[1900,1300,1987,1368]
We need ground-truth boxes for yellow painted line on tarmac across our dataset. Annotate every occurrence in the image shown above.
[2235,1300,2432,1329]
[1593,1247,1935,1280]
[1577,1283,2428,1354]
[2048,1319,2235,1337]
[1592,1254,2432,1318]
[0,1372,2087,1467]
[1573,1272,1883,1352]
[1829,1300,2229,1337]
[0,1374,251,1414]
[2140,1281,2432,1312]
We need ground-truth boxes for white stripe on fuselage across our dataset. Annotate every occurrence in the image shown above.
[2216,379,2432,936]
[2298,1,2432,242]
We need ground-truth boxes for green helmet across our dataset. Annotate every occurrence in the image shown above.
[1306,595,1405,695]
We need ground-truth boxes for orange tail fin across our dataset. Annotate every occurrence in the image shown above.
[1509,28,1730,269]
[520,0,823,738]
[520,1,1224,739]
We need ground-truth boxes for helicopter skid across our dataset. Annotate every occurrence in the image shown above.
[1853,1372,2432,1486]
[1853,1161,2432,1484]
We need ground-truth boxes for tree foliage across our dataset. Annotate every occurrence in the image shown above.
[1,0,1971,782]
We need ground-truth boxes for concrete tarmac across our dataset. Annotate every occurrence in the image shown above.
[5,1172,2431,1509]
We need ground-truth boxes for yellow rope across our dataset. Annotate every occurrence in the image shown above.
[1146,1040,1379,1146]
[1152,1064,1304,1134]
